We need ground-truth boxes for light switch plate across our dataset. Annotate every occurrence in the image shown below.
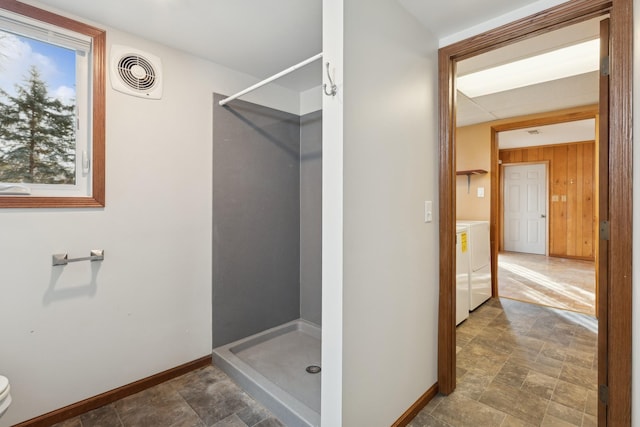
[425,201,433,223]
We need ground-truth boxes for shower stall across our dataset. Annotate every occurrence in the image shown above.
[212,93,322,427]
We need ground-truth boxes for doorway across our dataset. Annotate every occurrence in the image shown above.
[496,118,598,315]
[437,1,632,425]
[502,162,548,255]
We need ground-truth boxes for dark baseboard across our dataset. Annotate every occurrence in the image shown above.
[13,355,212,427]
[391,382,439,427]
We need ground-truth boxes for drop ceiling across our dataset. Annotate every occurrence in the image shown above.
[498,119,596,149]
[455,17,601,127]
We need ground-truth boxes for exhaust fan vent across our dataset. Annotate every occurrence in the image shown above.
[110,45,163,99]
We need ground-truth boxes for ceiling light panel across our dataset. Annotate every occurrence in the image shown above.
[457,39,600,98]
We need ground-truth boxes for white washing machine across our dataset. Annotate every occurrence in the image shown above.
[456,220,492,310]
[455,225,470,325]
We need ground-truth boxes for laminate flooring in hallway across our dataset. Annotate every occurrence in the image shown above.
[409,298,598,427]
[498,252,595,315]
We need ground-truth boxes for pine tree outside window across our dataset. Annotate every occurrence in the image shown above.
[0,1,105,207]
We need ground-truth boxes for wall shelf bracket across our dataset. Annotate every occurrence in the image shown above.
[456,169,488,193]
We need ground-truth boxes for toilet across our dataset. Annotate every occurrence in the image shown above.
[0,376,11,417]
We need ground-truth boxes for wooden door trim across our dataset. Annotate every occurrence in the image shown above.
[492,107,599,133]
[597,4,632,422]
[437,1,632,425]
[597,17,610,424]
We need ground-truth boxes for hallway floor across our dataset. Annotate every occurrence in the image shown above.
[51,291,597,427]
[409,298,598,427]
[52,365,284,427]
[498,252,595,315]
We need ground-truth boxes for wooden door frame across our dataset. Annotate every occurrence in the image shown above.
[437,0,632,425]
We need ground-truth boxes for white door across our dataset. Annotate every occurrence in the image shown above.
[503,163,547,254]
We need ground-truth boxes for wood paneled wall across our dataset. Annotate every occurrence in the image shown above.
[499,141,595,260]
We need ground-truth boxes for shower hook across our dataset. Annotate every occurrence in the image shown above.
[323,62,337,97]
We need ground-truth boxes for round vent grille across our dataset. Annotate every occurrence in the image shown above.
[117,55,157,91]
[110,45,163,99]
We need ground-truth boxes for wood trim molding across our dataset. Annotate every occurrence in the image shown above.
[13,356,212,427]
[391,383,439,427]
[604,0,633,423]
[491,107,599,133]
[490,127,499,297]
[437,45,457,395]
[597,17,611,425]
[443,0,612,62]
[499,139,596,151]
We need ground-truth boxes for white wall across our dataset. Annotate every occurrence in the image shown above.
[339,0,440,424]
[320,0,344,424]
[0,6,301,426]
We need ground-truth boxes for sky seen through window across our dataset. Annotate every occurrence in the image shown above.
[0,30,75,104]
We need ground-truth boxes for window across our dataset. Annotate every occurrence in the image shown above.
[0,1,105,208]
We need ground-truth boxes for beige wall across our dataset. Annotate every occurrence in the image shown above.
[456,124,492,220]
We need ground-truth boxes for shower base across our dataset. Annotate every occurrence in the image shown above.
[212,319,321,427]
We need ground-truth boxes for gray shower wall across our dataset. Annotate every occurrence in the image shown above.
[300,110,322,326]
[212,94,322,347]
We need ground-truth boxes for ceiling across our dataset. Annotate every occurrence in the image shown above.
[26,0,597,130]
[27,0,561,92]
[26,0,324,92]
[498,119,596,149]
[455,17,601,127]
[455,15,600,144]
[397,0,566,42]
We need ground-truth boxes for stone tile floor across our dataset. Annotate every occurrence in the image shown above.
[52,265,597,427]
[409,298,598,427]
[52,365,284,427]
[498,252,595,315]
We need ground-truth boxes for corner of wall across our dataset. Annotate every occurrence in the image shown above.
[300,85,323,116]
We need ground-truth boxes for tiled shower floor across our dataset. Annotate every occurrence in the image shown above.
[52,365,285,427]
[230,326,321,413]
[409,298,598,427]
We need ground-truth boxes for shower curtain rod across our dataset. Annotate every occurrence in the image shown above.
[218,52,323,106]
